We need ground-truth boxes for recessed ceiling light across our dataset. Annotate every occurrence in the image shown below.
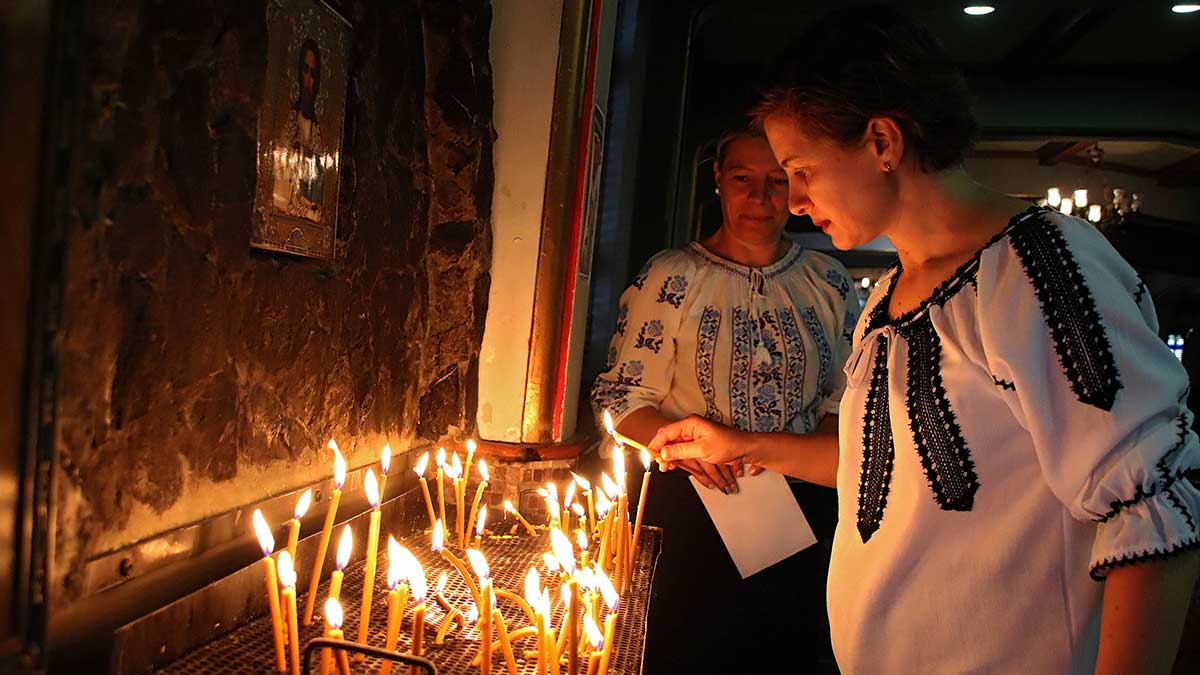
[1172,4,1200,13]
[963,5,996,15]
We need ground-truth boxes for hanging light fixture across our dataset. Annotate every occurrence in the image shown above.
[1046,187,1062,208]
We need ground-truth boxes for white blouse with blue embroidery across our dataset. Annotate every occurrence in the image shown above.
[831,208,1200,674]
[592,238,860,436]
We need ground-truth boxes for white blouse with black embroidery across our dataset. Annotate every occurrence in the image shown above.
[831,208,1200,674]
[591,238,860,437]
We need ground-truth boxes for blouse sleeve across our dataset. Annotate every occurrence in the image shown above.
[816,260,862,420]
[977,211,1200,580]
[590,250,694,427]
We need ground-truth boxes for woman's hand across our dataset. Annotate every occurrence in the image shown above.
[648,415,757,482]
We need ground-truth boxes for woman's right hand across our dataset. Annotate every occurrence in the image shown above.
[649,415,757,493]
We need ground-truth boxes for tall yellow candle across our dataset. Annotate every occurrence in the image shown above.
[328,525,352,603]
[436,447,447,529]
[378,443,392,506]
[494,608,519,675]
[466,460,489,542]
[573,474,595,535]
[435,606,465,644]
[465,439,478,479]
[629,448,652,581]
[285,488,313,565]
[278,551,301,675]
[550,528,580,675]
[409,583,428,675]
[414,452,436,531]
[504,499,538,537]
[524,567,546,675]
[305,443,347,624]
[562,481,577,530]
[379,537,410,675]
[356,469,382,656]
[583,612,604,675]
[595,567,618,675]
[474,504,488,549]
[450,451,466,548]
[602,408,662,463]
[253,510,288,672]
[466,549,494,675]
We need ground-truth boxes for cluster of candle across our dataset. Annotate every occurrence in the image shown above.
[249,409,654,674]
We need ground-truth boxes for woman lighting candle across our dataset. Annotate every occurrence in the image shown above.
[304,443,347,624]
[252,509,287,672]
[278,551,301,675]
[356,469,382,656]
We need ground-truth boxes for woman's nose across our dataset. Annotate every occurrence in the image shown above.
[788,182,811,216]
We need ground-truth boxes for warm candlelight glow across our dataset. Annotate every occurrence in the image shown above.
[380,444,391,475]
[437,447,447,467]
[466,548,490,580]
[253,509,275,555]
[602,409,616,436]
[408,554,428,602]
[437,572,448,594]
[415,451,429,476]
[324,597,343,629]
[466,604,480,625]
[278,551,297,588]
[584,613,603,651]
[466,438,478,457]
[613,450,626,486]
[564,481,576,509]
[450,451,463,478]
[550,528,576,575]
[547,482,559,508]
[504,499,516,513]
[596,565,618,612]
[336,525,352,570]
[525,567,540,603]
[294,489,313,520]
[640,448,651,471]
[595,493,611,517]
[543,552,560,573]
[577,529,589,551]
[573,503,585,519]
[333,446,347,488]
[572,472,591,492]
[387,536,404,590]
[476,505,488,535]
[478,459,490,482]
[432,519,445,550]
[600,474,618,502]
[364,469,380,508]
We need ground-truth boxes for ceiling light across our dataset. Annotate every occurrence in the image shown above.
[1172,5,1200,14]
[963,5,996,15]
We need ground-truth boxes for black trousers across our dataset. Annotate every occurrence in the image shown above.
[641,469,838,674]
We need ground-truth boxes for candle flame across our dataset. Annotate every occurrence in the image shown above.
[564,481,576,508]
[641,447,652,471]
[478,459,489,483]
[542,552,560,573]
[466,548,490,580]
[436,447,446,467]
[561,583,571,608]
[476,505,488,535]
[550,527,575,575]
[600,473,619,501]
[333,446,347,488]
[603,409,616,435]
[380,444,391,475]
[252,509,275,556]
[432,519,444,551]
[364,468,380,508]
[596,564,618,612]
[577,565,595,591]
[547,482,559,505]
[503,499,516,513]
[524,567,540,605]
[407,552,427,602]
[536,487,548,499]
[328,438,342,456]
[571,472,591,492]
[324,597,343,629]
[467,438,477,454]
[293,488,313,520]
[465,604,479,625]
[576,529,588,551]
[277,551,297,587]
[595,492,611,516]
[584,613,604,651]
[436,571,448,594]
[572,503,585,518]
[335,524,352,570]
[387,536,405,590]
[451,451,463,476]
[414,451,429,477]
[445,456,462,480]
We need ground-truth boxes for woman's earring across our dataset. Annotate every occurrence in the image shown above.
[714,187,720,195]
[883,162,894,173]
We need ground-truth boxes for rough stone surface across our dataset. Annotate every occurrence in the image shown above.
[51,0,494,609]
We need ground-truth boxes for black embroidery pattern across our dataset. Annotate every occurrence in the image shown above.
[1089,536,1200,581]
[655,275,688,308]
[615,304,629,338]
[902,315,979,512]
[696,307,722,424]
[991,375,1015,391]
[634,320,664,353]
[1097,414,1196,525]
[857,336,895,543]
[1133,278,1147,305]
[823,269,850,300]
[1008,212,1122,410]
[591,379,632,417]
[631,271,648,290]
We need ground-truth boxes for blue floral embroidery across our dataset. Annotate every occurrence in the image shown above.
[752,312,785,432]
[824,269,851,300]
[730,307,753,431]
[696,307,722,423]
[779,308,807,429]
[622,360,644,381]
[591,378,632,417]
[656,275,689,308]
[634,320,665,353]
[606,346,618,368]
[801,307,832,395]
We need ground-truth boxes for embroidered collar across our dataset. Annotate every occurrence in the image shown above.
[687,237,806,281]
[867,206,1046,332]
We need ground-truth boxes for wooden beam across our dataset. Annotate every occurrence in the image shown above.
[1036,140,1093,166]
[1001,8,1114,67]
[1157,152,1200,188]
[970,149,1160,182]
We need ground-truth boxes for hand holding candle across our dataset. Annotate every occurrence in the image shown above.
[356,469,382,656]
[278,551,301,675]
[602,409,661,462]
[305,442,347,624]
[253,509,288,672]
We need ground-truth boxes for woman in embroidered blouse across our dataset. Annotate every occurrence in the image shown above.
[591,125,859,673]
[648,7,1200,675]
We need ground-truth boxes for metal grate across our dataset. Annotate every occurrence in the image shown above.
[154,527,659,674]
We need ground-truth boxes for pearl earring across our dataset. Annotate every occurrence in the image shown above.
[715,187,720,194]
[883,162,894,173]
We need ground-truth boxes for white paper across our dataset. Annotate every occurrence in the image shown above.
[691,470,817,578]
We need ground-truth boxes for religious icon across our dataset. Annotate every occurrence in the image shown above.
[252,0,350,260]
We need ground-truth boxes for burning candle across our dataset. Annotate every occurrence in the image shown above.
[435,605,466,644]
[379,538,411,675]
[433,571,454,614]
[253,509,288,672]
[551,528,579,675]
[407,554,429,675]
[465,438,478,476]
[525,567,547,675]
[563,481,577,528]
[576,530,590,570]
[378,443,392,505]
[321,597,352,675]
[542,552,560,576]
[305,442,348,624]
[494,606,520,675]
[467,549,494,675]
[629,448,652,582]
[583,612,604,675]
[602,409,661,461]
[504,499,538,536]
[278,551,301,675]
[450,452,466,548]
[436,448,447,529]
[356,469,382,656]
[544,587,559,675]
[612,452,628,592]
[286,488,313,564]
[474,504,488,549]
[414,451,437,531]
[326,524,352,603]
[572,473,596,536]
[546,482,561,527]
[434,519,480,605]
[595,567,619,675]
[466,459,490,543]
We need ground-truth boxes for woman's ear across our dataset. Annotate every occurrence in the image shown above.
[712,160,722,189]
[866,117,905,171]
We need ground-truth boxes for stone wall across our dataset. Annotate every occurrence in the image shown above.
[50,0,494,610]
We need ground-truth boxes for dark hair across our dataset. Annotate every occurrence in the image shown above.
[752,4,978,173]
[714,124,768,170]
[297,38,321,111]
